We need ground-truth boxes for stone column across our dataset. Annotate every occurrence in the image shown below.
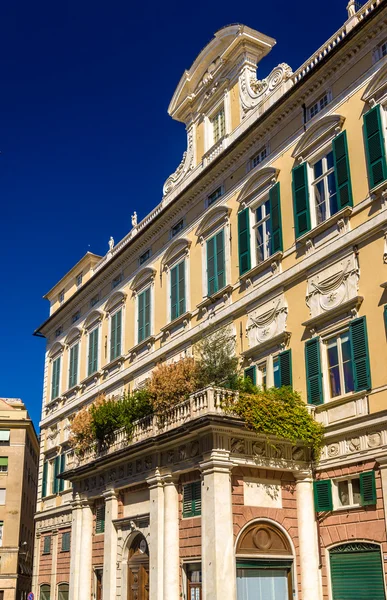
[31,532,41,597]
[78,501,93,600]
[294,472,322,600]
[163,474,179,600]
[377,458,387,535]
[50,529,59,599]
[147,469,164,600]
[69,498,83,600]
[200,450,236,600]
[102,489,118,600]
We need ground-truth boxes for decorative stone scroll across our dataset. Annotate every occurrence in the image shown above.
[163,127,194,196]
[239,62,293,117]
[306,251,359,320]
[246,294,288,348]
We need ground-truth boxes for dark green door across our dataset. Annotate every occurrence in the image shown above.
[330,543,386,599]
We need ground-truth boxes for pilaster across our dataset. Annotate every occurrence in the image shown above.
[147,468,164,600]
[102,489,118,600]
[69,497,83,600]
[32,532,41,597]
[376,458,387,536]
[200,450,236,600]
[50,529,59,599]
[78,500,93,600]
[294,472,322,600]
[162,474,179,600]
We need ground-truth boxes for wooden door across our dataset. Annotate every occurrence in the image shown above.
[128,560,149,600]
[96,569,103,600]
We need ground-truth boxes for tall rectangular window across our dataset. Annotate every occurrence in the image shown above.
[206,230,225,296]
[43,535,51,554]
[211,108,225,144]
[110,310,122,361]
[138,288,151,343]
[326,332,355,398]
[0,458,8,473]
[0,522,3,547]
[0,490,5,505]
[170,261,186,321]
[68,343,79,388]
[61,532,71,552]
[183,481,201,518]
[95,505,105,534]
[88,328,99,376]
[51,357,61,400]
[255,199,272,263]
[76,273,83,288]
[311,150,338,224]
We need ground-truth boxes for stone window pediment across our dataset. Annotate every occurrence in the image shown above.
[237,167,279,207]
[292,114,345,161]
[195,205,231,240]
[161,238,191,271]
[64,327,81,346]
[362,63,387,107]
[48,342,64,360]
[130,268,156,294]
[104,291,127,313]
[83,310,103,332]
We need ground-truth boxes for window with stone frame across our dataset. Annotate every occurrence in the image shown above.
[324,330,355,399]
[311,149,338,225]
[211,107,225,144]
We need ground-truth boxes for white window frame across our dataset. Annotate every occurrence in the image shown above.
[51,354,62,401]
[58,290,65,305]
[76,272,83,289]
[87,324,101,376]
[309,146,338,227]
[166,256,190,323]
[249,145,269,171]
[332,475,361,510]
[0,489,6,506]
[204,93,231,151]
[246,180,278,269]
[320,327,355,403]
[0,521,3,546]
[170,219,185,239]
[206,185,224,209]
[201,224,230,298]
[307,91,331,121]
[250,352,282,389]
[373,39,387,63]
[139,249,151,266]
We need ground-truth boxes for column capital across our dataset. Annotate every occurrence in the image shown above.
[377,456,387,469]
[160,471,179,486]
[200,450,235,475]
[102,488,118,502]
[146,467,164,489]
[293,469,313,483]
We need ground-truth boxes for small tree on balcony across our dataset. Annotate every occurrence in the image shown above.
[195,326,239,388]
[147,357,200,412]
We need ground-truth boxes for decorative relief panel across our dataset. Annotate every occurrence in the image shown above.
[239,62,293,117]
[246,294,288,348]
[306,251,359,319]
[243,477,282,509]
[320,426,387,464]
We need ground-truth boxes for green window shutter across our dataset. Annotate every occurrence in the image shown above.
[360,471,377,506]
[238,208,251,275]
[207,236,216,296]
[43,535,51,554]
[216,230,225,291]
[314,480,333,512]
[305,338,323,405]
[269,182,283,253]
[68,343,79,388]
[51,357,61,400]
[42,461,48,498]
[59,453,66,492]
[183,481,201,517]
[144,288,151,339]
[292,162,311,238]
[61,531,70,552]
[110,310,122,360]
[279,349,292,388]
[88,328,99,376]
[363,105,387,189]
[244,366,256,385]
[95,505,105,534]
[0,458,8,468]
[138,290,150,342]
[333,130,353,209]
[171,261,186,321]
[349,317,371,392]
[53,455,61,494]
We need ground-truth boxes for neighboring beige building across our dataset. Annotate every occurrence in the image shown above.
[0,399,39,600]
[33,1,387,599]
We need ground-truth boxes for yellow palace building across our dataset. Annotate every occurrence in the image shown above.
[33,1,387,599]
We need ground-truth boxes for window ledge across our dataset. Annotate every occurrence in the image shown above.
[333,503,361,512]
[128,336,155,360]
[296,206,353,247]
[302,296,364,332]
[102,356,125,376]
[160,312,192,334]
[197,285,233,311]
[63,384,81,399]
[241,331,291,361]
[239,252,283,285]
[370,178,387,198]
[314,389,367,413]
[80,371,102,389]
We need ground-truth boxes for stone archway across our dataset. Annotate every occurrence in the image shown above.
[127,532,149,600]
[236,521,294,600]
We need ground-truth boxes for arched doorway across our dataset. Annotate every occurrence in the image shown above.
[330,542,386,600]
[127,533,149,600]
[236,521,294,600]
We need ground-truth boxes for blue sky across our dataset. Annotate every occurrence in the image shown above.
[0,0,354,428]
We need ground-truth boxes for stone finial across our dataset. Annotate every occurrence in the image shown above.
[347,0,357,17]
[131,211,138,228]
[108,236,114,252]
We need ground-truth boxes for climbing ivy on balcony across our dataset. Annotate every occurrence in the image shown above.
[224,384,324,461]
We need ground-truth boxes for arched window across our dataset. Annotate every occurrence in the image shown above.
[236,521,294,600]
[57,583,69,600]
[40,585,50,600]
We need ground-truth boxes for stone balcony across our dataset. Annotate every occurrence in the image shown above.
[64,387,239,472]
